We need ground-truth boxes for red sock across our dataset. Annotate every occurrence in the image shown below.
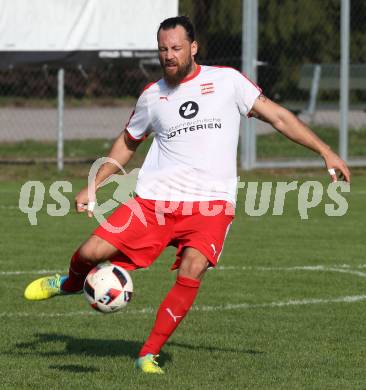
[61,249,94,292]
[139,275,201,357]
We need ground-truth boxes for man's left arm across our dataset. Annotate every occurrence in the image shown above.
[249,94,351,182]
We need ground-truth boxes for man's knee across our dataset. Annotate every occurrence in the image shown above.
[178,247,209,280]
[78,235,118,264]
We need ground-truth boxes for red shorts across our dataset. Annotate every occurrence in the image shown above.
[94,196,234,270]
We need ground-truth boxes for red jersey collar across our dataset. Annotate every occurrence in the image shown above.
[180,64,201,83]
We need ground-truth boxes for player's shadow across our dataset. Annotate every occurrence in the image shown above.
[14,333,171,366]
[48,364,99,373]
[13,333,262,370]
[168,341,265,355]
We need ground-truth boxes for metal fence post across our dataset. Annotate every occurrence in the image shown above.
[340,0,350,162]
[306,64,322,120]
[57,68,65,171]
[250,0,258,168]
[241,0,258,170]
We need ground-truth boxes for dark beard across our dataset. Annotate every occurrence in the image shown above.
[163,58,193,87]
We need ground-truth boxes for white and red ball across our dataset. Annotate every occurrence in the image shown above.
[83,262,133,313]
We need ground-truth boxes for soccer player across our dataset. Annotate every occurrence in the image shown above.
[24,16,350,374]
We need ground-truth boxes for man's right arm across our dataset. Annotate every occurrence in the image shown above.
[75,130,142,216]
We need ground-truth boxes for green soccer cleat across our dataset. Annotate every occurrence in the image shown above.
[24,274,68,301]
[135,354,164,374]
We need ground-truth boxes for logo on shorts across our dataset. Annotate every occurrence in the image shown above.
[179,101,199,119]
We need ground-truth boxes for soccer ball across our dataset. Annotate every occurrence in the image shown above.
[83,262,133,313]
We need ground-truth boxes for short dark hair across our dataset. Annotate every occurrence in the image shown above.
[157,16,195,42]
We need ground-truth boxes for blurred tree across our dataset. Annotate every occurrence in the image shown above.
[179,0,363,101]
[350,0,366,63]
[258,0,340,100]
[179,0,241,65]
[190,0,212,59]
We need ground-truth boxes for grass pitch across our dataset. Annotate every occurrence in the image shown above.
[0,165,366,389]
[1,127,366,161]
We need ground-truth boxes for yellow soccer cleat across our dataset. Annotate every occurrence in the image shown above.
[24,274,66,300]
[135,354,164,374]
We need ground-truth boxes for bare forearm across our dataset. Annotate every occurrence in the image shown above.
[94,131,136,187]
[251,96,332,157]
[250,95,350,182]
[75,131,141,215]
[273,110,331,157]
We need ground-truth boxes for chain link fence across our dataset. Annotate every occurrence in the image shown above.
[255,0,366,165]
[0,64,150,141]
[0,0,365,166]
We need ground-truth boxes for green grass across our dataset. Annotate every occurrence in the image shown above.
[0,168,366,389]
[0,139,113,159]
[1,127,365,162]
[0,138,151,168]
[257,126,366,158]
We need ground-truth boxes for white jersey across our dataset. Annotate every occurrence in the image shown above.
[126,65,261,205]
